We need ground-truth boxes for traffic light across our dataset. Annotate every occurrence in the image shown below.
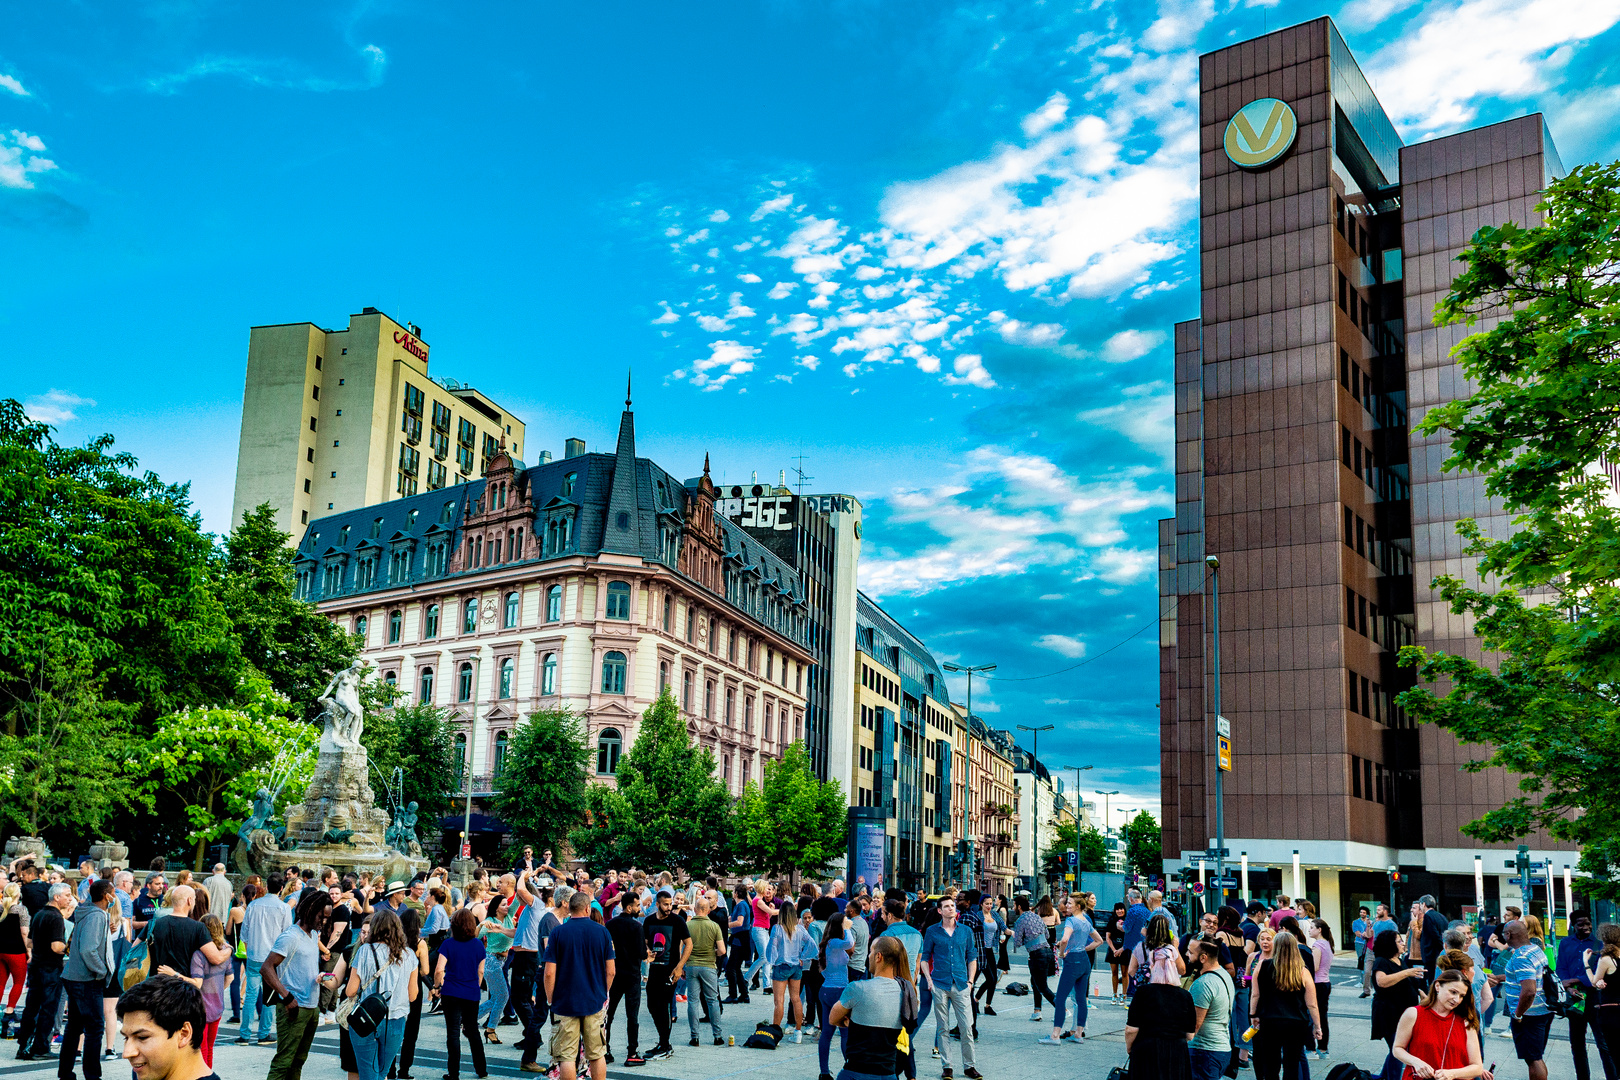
[1516,844,1531,880]
[1390,870,1402,886]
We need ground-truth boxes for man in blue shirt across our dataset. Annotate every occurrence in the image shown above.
[1503,919,1553,1080]
[544,890,616,1080]
[1362,903,1399,996]
[1559,913,1615,1080]
[919,898,981,1080]
[1121,888,1151,954]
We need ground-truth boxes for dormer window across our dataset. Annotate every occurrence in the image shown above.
[370,517,383,538]
[405,509,418,530]
[562,472,577,497]
[440,500,456,525]
[338,525,350,545]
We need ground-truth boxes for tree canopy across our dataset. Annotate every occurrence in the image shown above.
[490,707,590,857]
[733,741,847,877]
[1120,810,1162,880]
[1041,818,1108,879]
[1397,161,1620,893]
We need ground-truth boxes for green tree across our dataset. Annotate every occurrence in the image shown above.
[0,646,146,841]
[143,673,318,870]
[569,690,733,873]
[489,708,590,857]
[1396,161,1620,892]
[733,741,847,877]
[360,693,460,830]
[1041,820,1107,879]
[0,399,242,724]
[1120,811,1162,880]
[218,504,358,721]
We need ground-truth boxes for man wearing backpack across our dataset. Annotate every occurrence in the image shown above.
[1188,939,1234,1080]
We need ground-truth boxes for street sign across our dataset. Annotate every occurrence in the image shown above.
[461,842,471,859]
[1218,734,1232,771]
[1206,847,1231,858]
[1217,715,1231,738]
[1191,881,1205,895]
[1064,873,1075,882]
[1067,850,1077,867]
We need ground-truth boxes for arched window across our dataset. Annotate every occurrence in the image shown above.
[541,653,557,695]
[354,615,368,641]
[606,581,631,620]
[388,610,402,644]
[504,591,519,628]
[383,669,397,688]
[454,732,467,783]
[601,651,627,695]
[494,730,509,778]
[458,661,474,702]
[499,657,514,699]
[546,585,563,622]
[658,661,669,695]
[562,472,577,496]
[463,598,477,634]
[596,728,622,775]
[419,667,434,704]
[497,482,506,510]
[424,603,440,638]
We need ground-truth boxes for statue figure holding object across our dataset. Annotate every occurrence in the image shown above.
[317,661,367,752]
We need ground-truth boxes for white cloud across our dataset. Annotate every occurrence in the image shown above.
[1142,0,1214,51]
[854,265,885,280]
[23,390,95,425]
[1022,92,1070,137]
[145,43,389,93]
[767,281,797,299]
[1364,0,1620,138]
[688,341,758,391]
[1338,0,1425,28]
[1036,634,1087,658]
[0,129,56,189]
[0,74,27,97]
[737,273,762,283]
[651,301,680,325]
[997,319,1066,347]
[750,193,794,221]
[1101,328,1164,362]
[725,293,756,320]
[708,209,731,222]
[943,353,996,388]
[696,314,732,332]
[797,356,821,371]
[1079,381,1175,463]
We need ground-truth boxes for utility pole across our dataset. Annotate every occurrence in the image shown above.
[1018,723,1055,897]
[1206,554,1228,910]
[944,661,996,891]
[1096,789,1121,872]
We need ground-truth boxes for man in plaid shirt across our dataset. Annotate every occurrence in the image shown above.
[957,890,986,1040]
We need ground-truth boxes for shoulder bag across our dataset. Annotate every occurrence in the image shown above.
[339,943,393,1037]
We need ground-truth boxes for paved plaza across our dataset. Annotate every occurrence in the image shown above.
[26,956,1594,1080]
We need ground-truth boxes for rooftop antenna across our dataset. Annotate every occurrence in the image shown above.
[791,454,814,496]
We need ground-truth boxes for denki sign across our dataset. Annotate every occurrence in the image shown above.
[393,329,428,362]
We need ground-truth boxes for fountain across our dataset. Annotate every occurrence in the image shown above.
[237,661,428,882]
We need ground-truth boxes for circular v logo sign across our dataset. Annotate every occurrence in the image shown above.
[1223,98,1298,170]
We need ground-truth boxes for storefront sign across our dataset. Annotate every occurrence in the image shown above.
[1223,98,1297,169]
[393,329,429,362]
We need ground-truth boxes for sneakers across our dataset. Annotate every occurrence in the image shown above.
[646,1044,674,1060]
[982,1006,997,1017]
[942,1070,954,1079]
[690,1038,701,1047]
[1030,1012,1043,1022]
[1038,1036,1064,1045]
[520,1065,546,1074]
[964,1070,983,1079]
[233,1037,251,1045]
[605,1052,615,1064]
[714,1038,725,1046]
[931,1047,941,1057]
[625,1055,646,1067]
[790,1029,803,1043]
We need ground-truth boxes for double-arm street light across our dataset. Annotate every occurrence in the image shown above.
[944,661,995,888]
[1017,723,1055,896]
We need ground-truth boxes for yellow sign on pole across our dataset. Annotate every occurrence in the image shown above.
[1064,873,1075,882]
[1218,734,1232,772]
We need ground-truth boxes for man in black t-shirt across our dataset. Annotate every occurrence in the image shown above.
[642,892,690,1059]
[14,861,49,918]
[15,882,70,1059]
[320,887,353,1018]
[133,872,167,940]
[605,892,647,1064]
[149,887,230,982]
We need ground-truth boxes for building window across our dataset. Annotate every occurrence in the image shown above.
[659,661,669,694]
[494,730,509,778]
[541,653,557,696]
[596,728,623,775]
[499,657,514,699]
[388,610,402,644]
[355,616,367,641]
[454,733,467,783]
[663,594,672,632]
[704,679,715,720]
[458,661,474,702]
[504,591,520,628]
[728,628,737,663]
[683,671,693,712]
[418,667,434,704]
[725,687,735,725]
[547,585,563,622]
[687,606,697,643]
[424,603,439,638]
[464,598,478,634]
[383,669,396,688]
[606,581,631,620]
[562,472,577,496]
[601,651,627,695]
[744,696,753,734]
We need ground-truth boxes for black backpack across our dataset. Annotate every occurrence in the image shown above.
[743,1022,784,1050]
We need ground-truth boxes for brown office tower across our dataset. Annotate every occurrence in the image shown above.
[1159,16,1574,923]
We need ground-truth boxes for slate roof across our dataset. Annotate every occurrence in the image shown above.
[295,409,807,644]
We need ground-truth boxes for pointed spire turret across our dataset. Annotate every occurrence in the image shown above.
[602,395,642,555]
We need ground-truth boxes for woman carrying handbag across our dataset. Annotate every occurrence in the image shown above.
[344,908,421,1080]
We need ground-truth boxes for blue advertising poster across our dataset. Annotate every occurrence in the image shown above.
[854,822,885,894]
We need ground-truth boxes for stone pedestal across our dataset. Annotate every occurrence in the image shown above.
[4,837,49,862]
[88,840,129,871]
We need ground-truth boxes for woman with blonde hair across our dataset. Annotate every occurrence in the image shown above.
[1391,969,1484,1080]
[101,892,135,1059]
[0,884,26,1040]
[1249,930,1321,1080]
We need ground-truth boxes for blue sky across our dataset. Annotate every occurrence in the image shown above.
[6,0,1618,826]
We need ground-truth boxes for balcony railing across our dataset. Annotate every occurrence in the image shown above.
[451,773,503,796]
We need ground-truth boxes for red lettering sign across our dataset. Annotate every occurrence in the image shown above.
[393,329,429,362]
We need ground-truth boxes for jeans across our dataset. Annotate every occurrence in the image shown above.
[647,965,676,1048]
[818,985,849,1074]
[443,996,486,1079]
[241,958,276,1041]
[1191,1047,1232,1080]
[607,975,641,1057]
[687,966,722,1040]
[229,955,245,1019]
[352,1013,409,1080]
[1233,986,1252,1055]
[58,979,105,1080]
[746,926,771,987]
[903,985,932,1080]
[477,956,509,1029]
[1253,1017,1311,1080]
[510,951,542,1066]
[15,966,62,1057]
[1053,955,1093,1032]
[1027,950,1055,1012]
[266,1002,319,1080]
[933,985,975,1070]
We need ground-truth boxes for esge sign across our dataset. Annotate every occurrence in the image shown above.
[1223,98,1297,169]
[719,494,795,532]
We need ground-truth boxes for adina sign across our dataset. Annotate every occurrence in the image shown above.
[1223,98,1298,170]
[393,329,428,362]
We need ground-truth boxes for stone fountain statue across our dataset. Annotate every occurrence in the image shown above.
[239,660,427,882]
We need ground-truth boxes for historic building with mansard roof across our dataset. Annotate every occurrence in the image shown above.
[294,396,814,835]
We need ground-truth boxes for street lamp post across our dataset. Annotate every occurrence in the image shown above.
[944,661,996,890]
[1206,553,1227,910]
[1017,723,1055,897]
[1096,789,1120,871]
[1059,765,1092,881]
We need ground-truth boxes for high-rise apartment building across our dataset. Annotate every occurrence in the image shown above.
[231,307,527,537]
[1159,17,1575,926]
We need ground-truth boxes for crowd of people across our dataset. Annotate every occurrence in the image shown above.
[7,847,1620,1080]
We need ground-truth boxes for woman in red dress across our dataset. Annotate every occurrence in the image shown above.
[1392,970,1489,1080]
